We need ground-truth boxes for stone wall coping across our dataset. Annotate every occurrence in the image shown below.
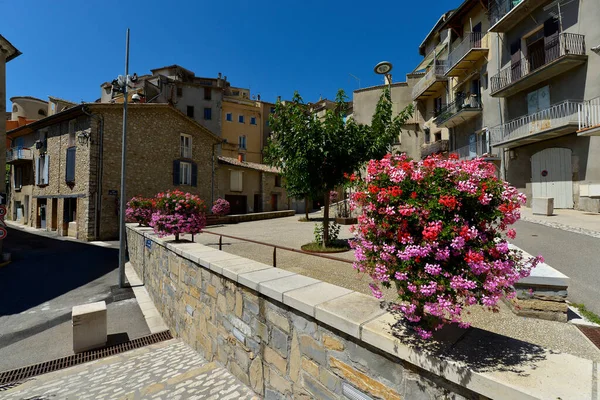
[510,244,570,287]
[129,224,598,400]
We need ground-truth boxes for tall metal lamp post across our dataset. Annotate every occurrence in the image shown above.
[111,28,137,288]
[374,61,394,152]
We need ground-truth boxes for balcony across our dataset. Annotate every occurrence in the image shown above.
[490,33,587,97]
[421,140,449,158]
[446,33,489,77]
[577,97,600,137]
[434,93,482,128]
[490,99,581,148]
[450,136,498,160]
[488,0,553,33]
[6,147,33,164]
[412,61,448,101]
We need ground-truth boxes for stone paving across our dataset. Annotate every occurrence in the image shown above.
[519,207,600,238]
[2,340,258,400]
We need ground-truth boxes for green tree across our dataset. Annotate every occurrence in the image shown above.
[265,88,413,246]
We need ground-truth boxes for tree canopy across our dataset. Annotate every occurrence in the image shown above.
[265,88,413,245]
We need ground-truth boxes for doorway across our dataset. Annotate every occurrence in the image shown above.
[253,194,263,213]
[270,194,278,212]
[225,195,247,215]
[38,199,47,229]
[531,148,573,208]
[51,198,58,231]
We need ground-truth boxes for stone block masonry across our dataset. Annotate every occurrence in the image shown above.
[127,224,599,400]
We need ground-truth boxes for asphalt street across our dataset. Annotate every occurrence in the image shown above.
[0,227,150,371]
[511,220,600,315]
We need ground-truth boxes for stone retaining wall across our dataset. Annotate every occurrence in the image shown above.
[127,224,598,400]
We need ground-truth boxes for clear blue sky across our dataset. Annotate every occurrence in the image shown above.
[4,0,453,108]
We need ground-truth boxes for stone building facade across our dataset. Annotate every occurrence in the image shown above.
[6,103,220,240]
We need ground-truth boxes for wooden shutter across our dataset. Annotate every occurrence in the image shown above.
[173,160,181,185]
[66,148,76,183]
[44,155,49,184]
[35,157,40,185]
[191,162,198,187]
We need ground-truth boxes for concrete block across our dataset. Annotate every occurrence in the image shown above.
[238,268,296,291]
[67,221,77,238]
[209,257,248,275]
[221,261,272,282]
[195,251,241,269]
[72,301,107,353]
[315,292,386,338]
[259,275,320,303]
[283,282,352,318]
[532,197,554,216]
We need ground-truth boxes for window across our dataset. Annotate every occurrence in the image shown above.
[66,147,76,183]
[204,108,212,120]
[177,87,183,97]
[187,106,195,118]
[36,154,49,186]
[180,161,192,185]
[270,107,275,114]
[230,171,243,192]
[275,175,282,187]
[424,128,431,144]
[14,166,23,189]
[204,87,212,100]
[434,132,442,142]
[238,135,247,150]
[527,86,550,114]
[250,116,256,125]
[434,97,443,115]
[173,160,197,186]
[38,109,47,117]
[238,115,245,123]
[68,119,76,147]
[226,113,233,122]
[181,134,192,158]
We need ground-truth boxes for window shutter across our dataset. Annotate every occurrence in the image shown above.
[191,162,198,187]
[35,158,40,185]
[44,155,49,184]
[66,148,76,183]
[173,160,181,185]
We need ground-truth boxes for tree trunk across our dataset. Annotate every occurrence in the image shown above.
[304,196,309,221]
[323,193,330,247]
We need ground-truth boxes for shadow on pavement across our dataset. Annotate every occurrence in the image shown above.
[0,227,118,316]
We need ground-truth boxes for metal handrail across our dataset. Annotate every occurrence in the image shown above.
[199,230,353,268]
[6,147,33,162]
[447,32,487,72]
[434,93,482,125]
[491,33,586,93]
[489,99,582,144]
[578,97,600,131]
[412,60,448,100]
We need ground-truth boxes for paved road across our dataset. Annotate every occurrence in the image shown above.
[511,220,600,315]
[2,339,258,400]
[0,227,150,371]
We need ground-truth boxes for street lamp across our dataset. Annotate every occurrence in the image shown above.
[111,28,138,288]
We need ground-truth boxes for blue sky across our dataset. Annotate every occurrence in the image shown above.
[4,0,453,108]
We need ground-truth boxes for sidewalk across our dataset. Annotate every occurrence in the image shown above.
[520,207,600,238]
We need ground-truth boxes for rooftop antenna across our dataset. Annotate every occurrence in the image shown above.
[349,73,361,89]
[543,0,576,31]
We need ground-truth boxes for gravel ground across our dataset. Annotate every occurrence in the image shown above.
[194,213,600,361]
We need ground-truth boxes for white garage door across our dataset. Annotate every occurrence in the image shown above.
[531,148,573,208]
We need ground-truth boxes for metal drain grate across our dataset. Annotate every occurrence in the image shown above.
[0,330,172,389]
[578,326,600,349]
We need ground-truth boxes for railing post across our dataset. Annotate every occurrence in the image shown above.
[219,235,222,251]
[273,247,277,268]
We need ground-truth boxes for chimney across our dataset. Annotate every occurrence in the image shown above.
[238,154,244,162]
[218,72,222,79]
[257,94,261,101]
[277,96,281,102]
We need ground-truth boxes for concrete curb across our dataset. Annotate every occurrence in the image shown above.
[520,215,600,239]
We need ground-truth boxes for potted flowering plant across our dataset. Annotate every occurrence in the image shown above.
[211,198,231,217]
[351,154,543,339]
[125,196,154,226]
[150,190,206,241]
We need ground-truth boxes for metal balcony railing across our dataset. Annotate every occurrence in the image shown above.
[578,97,600,132]
[446,32,488,73]
[449,138,492,160]
[434,93,482,125]
[489,99,582,145]
[411,60,448,100]
[491,33,586,94]
[6,147,33,163]
[421,140,449,158]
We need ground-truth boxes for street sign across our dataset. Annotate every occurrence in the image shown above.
[108,190,118,196]
[145,239,152,250]
[0,227,7,240]
[0,205,7,218]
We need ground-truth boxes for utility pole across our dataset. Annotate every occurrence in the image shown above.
[118,28,130,288]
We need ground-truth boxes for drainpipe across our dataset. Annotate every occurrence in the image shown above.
[496,33,506,180]
[82,106,104,240]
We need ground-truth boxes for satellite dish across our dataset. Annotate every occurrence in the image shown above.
[374,61,393,75]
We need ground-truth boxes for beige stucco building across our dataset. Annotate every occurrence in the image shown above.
[221,88,263,163]
[6,103,220,240]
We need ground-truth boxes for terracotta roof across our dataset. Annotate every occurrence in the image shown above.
[218,156,279,173]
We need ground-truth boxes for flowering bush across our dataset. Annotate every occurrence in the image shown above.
[350,154,543,339]
[211,198,231,216]
[125,196,154,226]
[150,190,207,240]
